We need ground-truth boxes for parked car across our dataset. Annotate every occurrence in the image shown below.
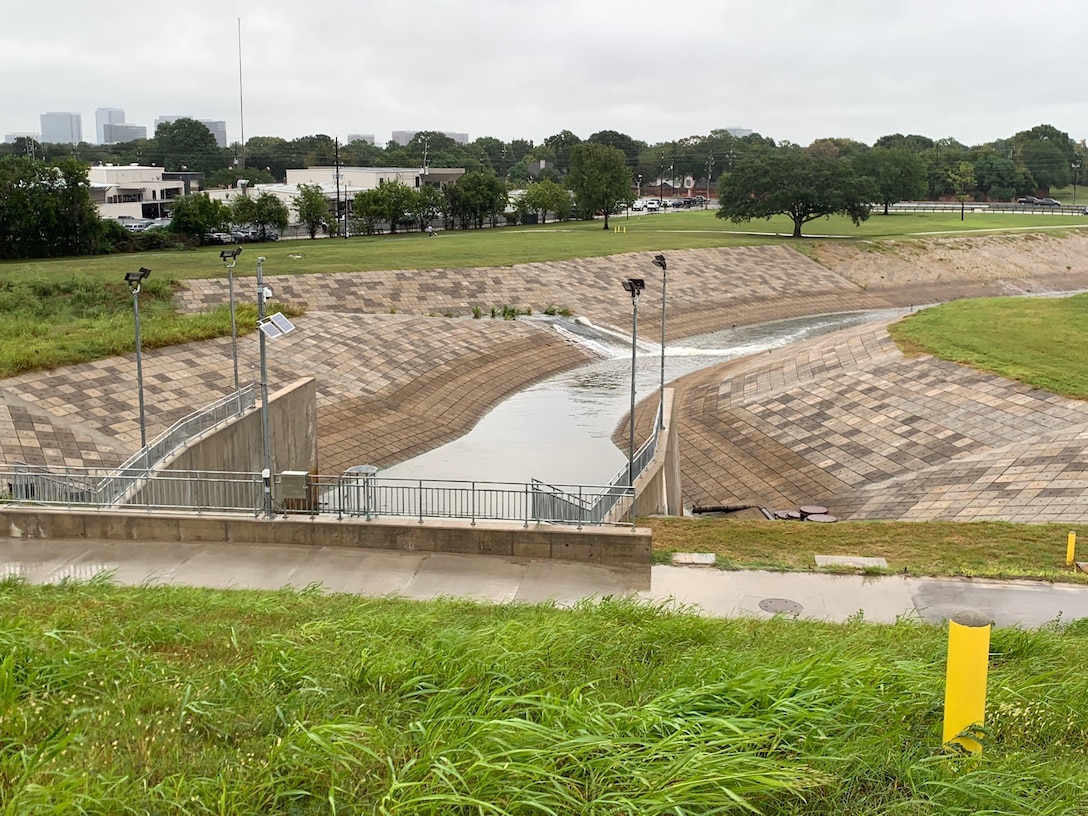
[1015,196,1039,205]
[203,232,232,245]
[1037,198,1061,207]
[631,200,645,211]
[644,200,660,211]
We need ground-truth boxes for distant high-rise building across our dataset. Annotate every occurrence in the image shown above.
[723,127,753,138]
[154,116,227,147]
[391,130,469,147]
[347,133,376,145]
[39,112,82,145]
[199,120,227,148]
[102,123,148,144]
[95,108,125,143]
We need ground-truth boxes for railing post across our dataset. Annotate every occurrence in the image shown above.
[578,485,584,530]
[471,481,476,526]
[525,483,531,528]
[418,480,424,525]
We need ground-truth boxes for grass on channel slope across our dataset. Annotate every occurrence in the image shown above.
[2,580,1087,815]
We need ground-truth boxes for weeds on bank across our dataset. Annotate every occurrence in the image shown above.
[0,582,1086,814]
[0,274,303,377]
[647,518,1088,583]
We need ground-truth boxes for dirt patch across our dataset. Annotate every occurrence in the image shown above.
[809,231,1088,295]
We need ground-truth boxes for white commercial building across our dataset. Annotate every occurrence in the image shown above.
[88,164,193,220]
[4,132,39,144]
[205,166,465,227]
[346,133,375,145]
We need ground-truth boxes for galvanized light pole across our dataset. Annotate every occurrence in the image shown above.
[622,278,645,487]
[257,255,273,517]
[124,267,152,453]
[220,247,243,391]
[652,254,667,429]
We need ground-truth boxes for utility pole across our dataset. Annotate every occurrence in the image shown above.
[1073,158,1082,206]
[237,18,246,171]
[334,138,343,239]
[705,156,715,207]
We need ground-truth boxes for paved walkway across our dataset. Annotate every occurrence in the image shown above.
[3,537,1087,629]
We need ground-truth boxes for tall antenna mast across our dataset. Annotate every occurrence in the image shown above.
[237,18,246,171]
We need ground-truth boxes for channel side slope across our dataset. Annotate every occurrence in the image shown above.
[670,321,1088,522]
[0,313,593,475]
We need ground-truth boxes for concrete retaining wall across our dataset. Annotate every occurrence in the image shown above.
[0,508,652,566]
[159,377,319,475]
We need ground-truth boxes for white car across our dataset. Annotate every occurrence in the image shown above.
[631,200,645,211]
[644,200,660,211]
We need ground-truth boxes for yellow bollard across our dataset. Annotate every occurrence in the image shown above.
[942,612,991,753]
[1068,531,1077,566]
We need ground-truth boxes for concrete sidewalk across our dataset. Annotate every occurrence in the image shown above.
[3,538,1087,629]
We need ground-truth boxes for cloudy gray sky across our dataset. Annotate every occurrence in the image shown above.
[4,0,1084,148]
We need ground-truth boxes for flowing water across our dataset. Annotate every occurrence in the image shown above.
[380,308,911,485]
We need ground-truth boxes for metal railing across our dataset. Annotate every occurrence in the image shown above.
[0,392,665,527]
[5,387,256,510]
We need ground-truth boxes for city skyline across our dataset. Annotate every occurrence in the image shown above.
[3,1,1085,151]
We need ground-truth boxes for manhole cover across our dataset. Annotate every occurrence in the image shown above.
[758,597,804,615]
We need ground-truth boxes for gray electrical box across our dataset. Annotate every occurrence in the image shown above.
[279,470,309,500]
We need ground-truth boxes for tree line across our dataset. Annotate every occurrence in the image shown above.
[2,120,1083,258]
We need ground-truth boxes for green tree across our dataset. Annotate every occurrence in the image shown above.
[520,179,571,224]
[567,143,630,230]
[948,161,976,221]
[232,191,288,239]
[378,181,417,234]
[293,183,331,238]
[852,147,927,214]
[717,145,871,238]
[972,152,1021,201]
[151,118,226,174]
[1013,124,1075,192]
[169,192,230,244]
[588,130,643,166]
[411,185,442,232]
[444,172,507,229]
[0,156,106,259]
[353,188,385,235]
[543,130,582,173]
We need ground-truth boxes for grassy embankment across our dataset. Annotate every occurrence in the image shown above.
[2,582,1086,815]
[648,292,1088,580]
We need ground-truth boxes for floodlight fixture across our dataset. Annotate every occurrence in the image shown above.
[125,267,151,291]
[652,254,667,272]
[220,247,243,262]
[622,278,645,296]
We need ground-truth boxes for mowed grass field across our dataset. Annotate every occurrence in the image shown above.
[2,209,1086,284]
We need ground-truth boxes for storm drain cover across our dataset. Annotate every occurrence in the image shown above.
[758,597,804,615]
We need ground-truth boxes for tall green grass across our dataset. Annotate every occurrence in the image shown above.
[0,274,297,377]
[1,580,1086,814]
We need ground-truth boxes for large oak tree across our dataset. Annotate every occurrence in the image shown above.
[717,145,871,238]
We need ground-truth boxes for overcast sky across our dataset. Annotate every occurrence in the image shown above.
[4,1,1084,148]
